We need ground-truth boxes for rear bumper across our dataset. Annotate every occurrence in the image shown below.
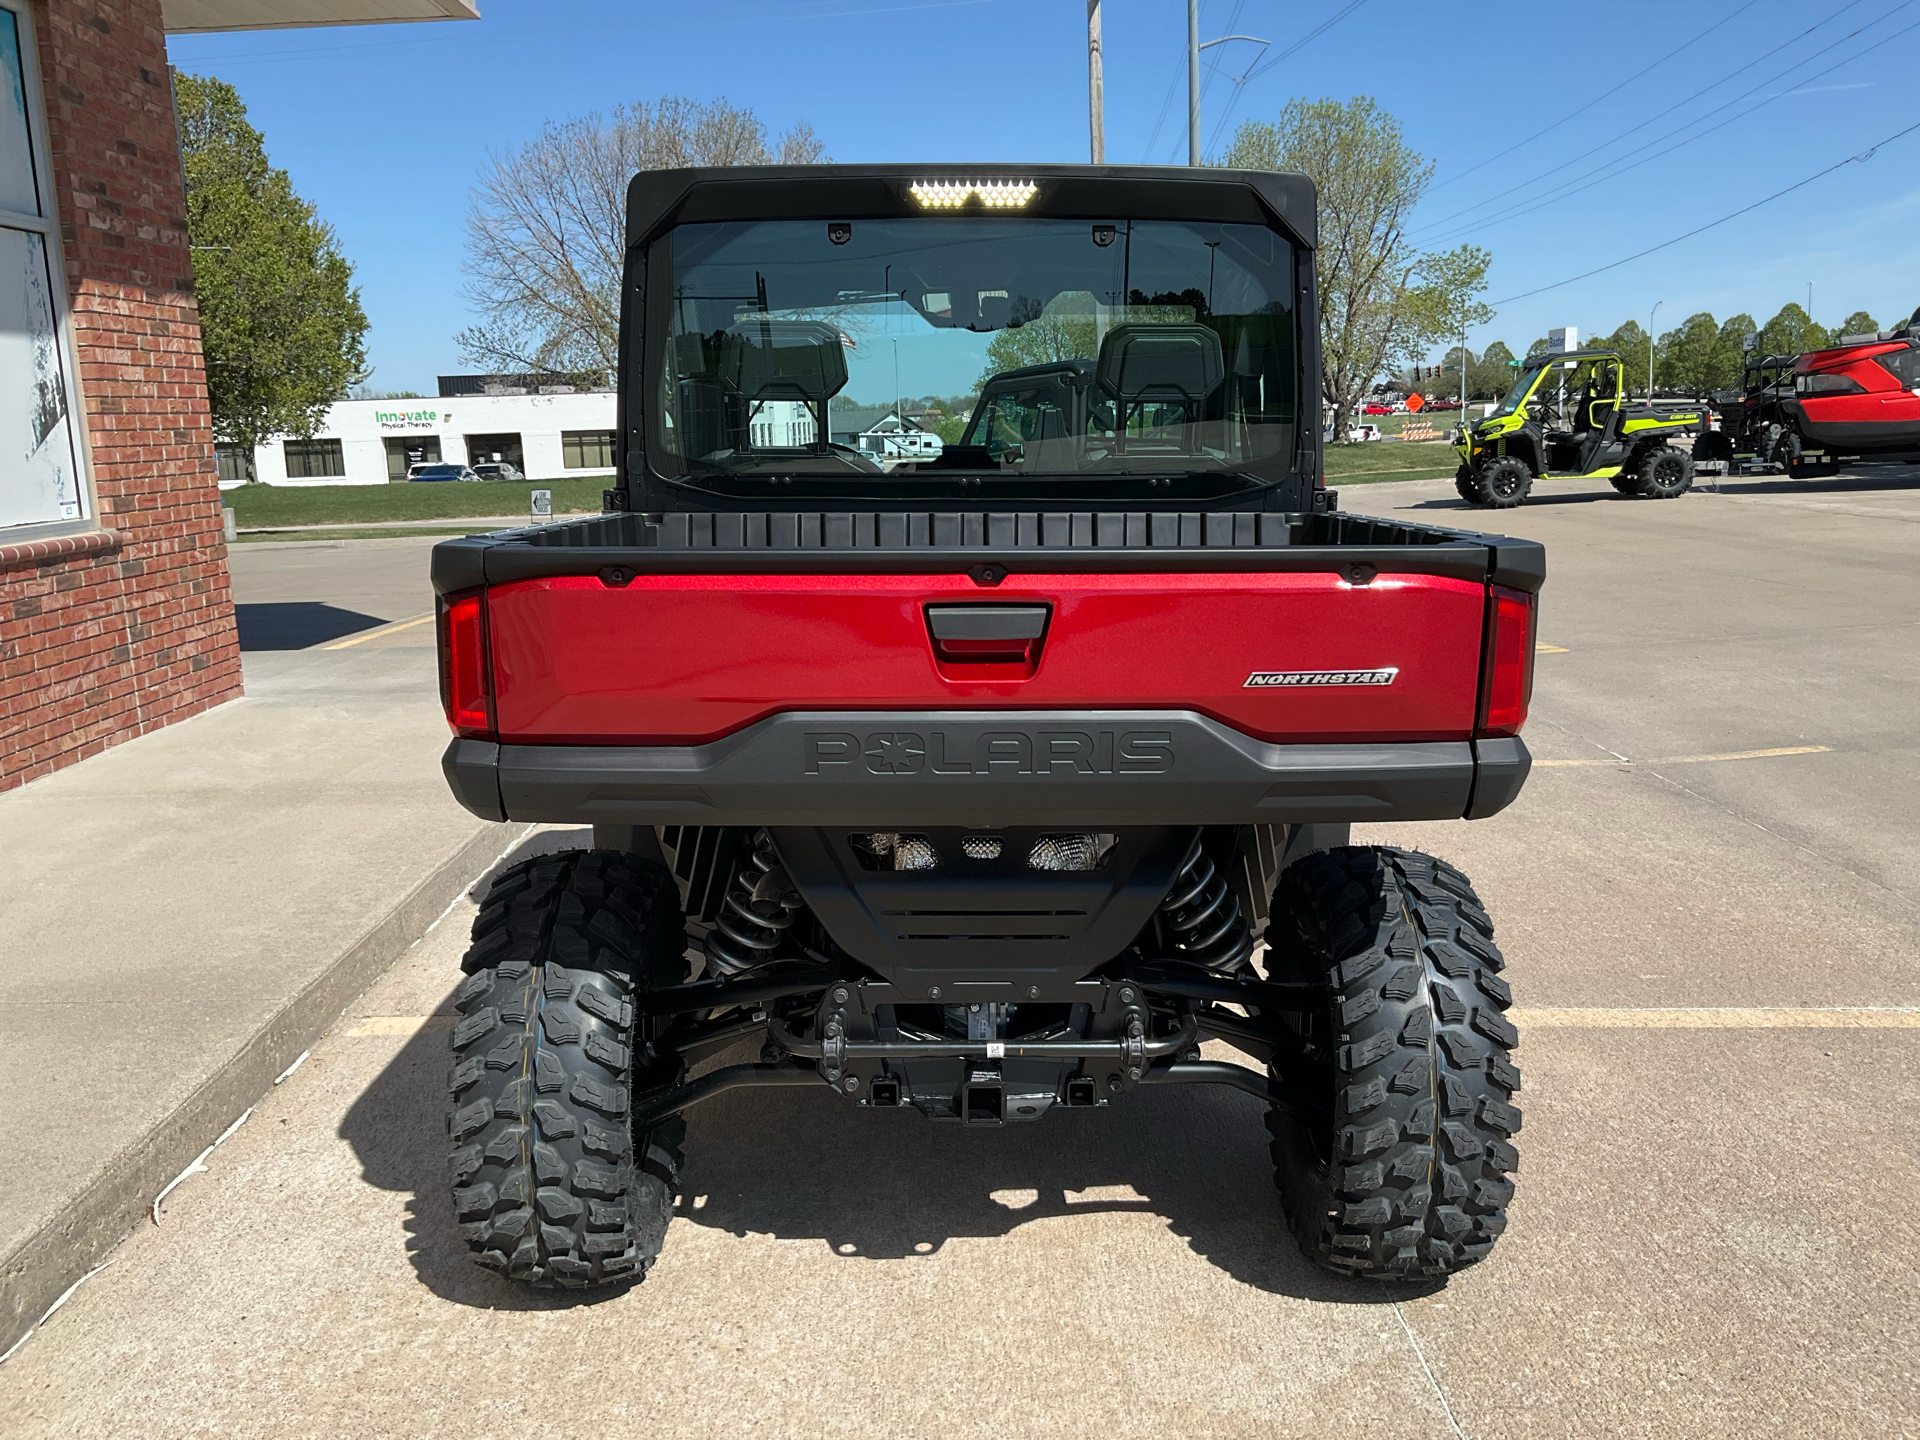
[443,711,1530,827]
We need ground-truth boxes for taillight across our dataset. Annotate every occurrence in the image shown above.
[438,589,494,738]
[1477,585,1534,738]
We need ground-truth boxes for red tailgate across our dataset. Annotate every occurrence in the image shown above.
[483,571,1488,745]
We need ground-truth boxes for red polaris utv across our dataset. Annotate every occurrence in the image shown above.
[431,165,1540,1290]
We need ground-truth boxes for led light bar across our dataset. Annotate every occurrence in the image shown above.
[909,179,1038,210]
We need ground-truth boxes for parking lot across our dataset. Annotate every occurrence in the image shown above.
[2,467,1913,1438]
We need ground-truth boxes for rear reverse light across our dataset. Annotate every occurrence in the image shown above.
[438,589,494,738]
[1477,585,1535,738]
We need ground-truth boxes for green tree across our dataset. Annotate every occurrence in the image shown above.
[175,70,368,455]
[1656,312,1724,396]
[1592,320,1651,395]
[1470,340,1517,401]
[1715,313,1757,388]
[1758,303,1827,357]
[976,296,1097,388]
[1220,97,1492,441]
[1838,309,1880,338]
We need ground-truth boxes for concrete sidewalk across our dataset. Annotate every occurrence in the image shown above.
[0,545,523,1348]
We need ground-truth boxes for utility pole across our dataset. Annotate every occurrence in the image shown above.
[1188,0,1200,166]
[1649,300,1663,397]
[1088,0,1104,164]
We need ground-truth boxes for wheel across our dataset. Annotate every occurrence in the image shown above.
[1467,456,1533,508]
[1773,427,1801,468]
[1637,446,1694,499]
[447,850,688,1287]
[1453,465,1476,502]
[1263,846,1520,1279]
[1609,473,1646,496]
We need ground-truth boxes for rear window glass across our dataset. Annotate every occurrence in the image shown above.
[645,217,1299,487]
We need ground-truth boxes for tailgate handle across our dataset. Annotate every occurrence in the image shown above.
[925,604,1050,641]
[925,604,1051,667]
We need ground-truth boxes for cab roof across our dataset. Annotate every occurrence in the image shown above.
[623,164,1319,253]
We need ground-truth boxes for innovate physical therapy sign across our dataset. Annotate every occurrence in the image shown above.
[373,406,446,431]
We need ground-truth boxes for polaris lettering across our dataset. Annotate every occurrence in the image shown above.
[803,730,1173,776]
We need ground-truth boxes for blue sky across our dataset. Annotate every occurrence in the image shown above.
[166,0,1920,394]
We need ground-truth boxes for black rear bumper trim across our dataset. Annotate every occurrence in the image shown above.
[442,711,1529,827]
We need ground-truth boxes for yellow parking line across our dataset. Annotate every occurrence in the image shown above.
[346,1015,453,1037]
[1535,643,1569,653]
[320,613,434,651]
[1535,745,1830,768]
[1512,1006,1920,1029]
[1658,745,1831,764]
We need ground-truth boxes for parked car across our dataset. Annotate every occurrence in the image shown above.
[1426,397,1462,412]
[1362,401,1393,416]
[471,462,524,481]
[409,463,481,482]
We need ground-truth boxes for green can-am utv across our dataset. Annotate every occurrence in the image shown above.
[1454,349,1708,508]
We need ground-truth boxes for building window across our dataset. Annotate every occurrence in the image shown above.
[283,438,346,478]
[562,429,615,469]
[0,1,89,534]
[384,434,441,480]
[215,443,254,483]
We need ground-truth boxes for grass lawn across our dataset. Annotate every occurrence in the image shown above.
[222,446,1461,531]
[1324,439,1461,483]
[224,474,613,526]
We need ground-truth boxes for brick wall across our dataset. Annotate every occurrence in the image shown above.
[0,0,242,793]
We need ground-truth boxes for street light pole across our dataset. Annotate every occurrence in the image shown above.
[1648,300,1663,397]
[1187,0,1200,166]
[1087,0,1104,164]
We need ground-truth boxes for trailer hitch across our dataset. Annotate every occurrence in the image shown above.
[762,1012,1200,1064]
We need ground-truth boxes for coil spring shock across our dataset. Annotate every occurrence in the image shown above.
[704,830,801,976]
[1159,833,1253,971]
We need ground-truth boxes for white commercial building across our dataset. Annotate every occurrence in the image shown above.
[218,389,618,488]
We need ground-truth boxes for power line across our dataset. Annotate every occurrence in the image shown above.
[1418,7,1918,247]
[1487,119,1920,306]
[1201,0,1372,160]
[1147,0,1234,162]
[1427,0,1764,194]
[1413,0,1892,240]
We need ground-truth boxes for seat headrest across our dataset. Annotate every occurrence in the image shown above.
[1095,324,1225,407]
[721,319,849,403]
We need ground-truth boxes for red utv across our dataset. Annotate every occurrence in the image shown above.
[1785,306,1920,462]
[432,164,1539,1292]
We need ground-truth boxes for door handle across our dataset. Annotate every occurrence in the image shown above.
[924,604,1051,665]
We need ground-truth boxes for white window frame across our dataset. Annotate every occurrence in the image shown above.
[1,0,99,542]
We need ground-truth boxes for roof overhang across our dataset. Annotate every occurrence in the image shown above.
[162,0,477,33]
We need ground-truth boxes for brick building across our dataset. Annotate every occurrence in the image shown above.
[0,0,474,793]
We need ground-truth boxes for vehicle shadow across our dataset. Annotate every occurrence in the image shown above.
[234,601,388,649]
[341,1015,1436,1312]
[1407,490,1630,510]
[1403,461,1919,513]
[1703,464,1920,496]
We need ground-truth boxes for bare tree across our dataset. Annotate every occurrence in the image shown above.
[458,98,827,375]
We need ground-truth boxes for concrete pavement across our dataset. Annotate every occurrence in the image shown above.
[0,471,1914,1436]
[0,536,521,1348]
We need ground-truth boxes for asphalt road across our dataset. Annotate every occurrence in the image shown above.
[3,466,1914,1438]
